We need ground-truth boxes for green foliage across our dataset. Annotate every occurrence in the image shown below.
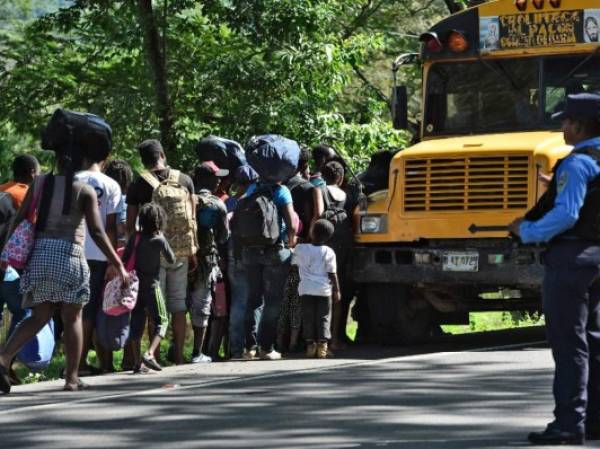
[0,1,449,176]
[443,312,545,335]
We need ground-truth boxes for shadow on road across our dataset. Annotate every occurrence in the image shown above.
[0,344,559,449]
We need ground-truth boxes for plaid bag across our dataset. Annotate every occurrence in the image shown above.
[0,176,45,270]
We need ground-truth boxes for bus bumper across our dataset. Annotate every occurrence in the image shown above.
[352,241,544,287]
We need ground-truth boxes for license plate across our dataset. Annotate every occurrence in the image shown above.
[442,252,479,272]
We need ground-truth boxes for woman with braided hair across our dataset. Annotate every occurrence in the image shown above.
[0,111,129,394]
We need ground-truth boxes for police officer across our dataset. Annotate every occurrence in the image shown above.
[509,92,600,445]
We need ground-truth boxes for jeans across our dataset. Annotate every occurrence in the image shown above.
[542,240,600,434]
[228,246,263,355]
[242,246,291,352]
[0,278,28,339]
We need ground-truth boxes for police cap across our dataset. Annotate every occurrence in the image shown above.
[552,92,600,122]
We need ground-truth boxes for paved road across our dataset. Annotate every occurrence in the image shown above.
[0,328,598,449]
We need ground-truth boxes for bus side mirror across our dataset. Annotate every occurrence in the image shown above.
[391,85,408,130]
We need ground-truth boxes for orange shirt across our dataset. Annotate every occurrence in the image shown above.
[0,181,29,209]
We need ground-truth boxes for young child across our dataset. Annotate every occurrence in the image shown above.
[292,219,341,358]
[123,203,175,373]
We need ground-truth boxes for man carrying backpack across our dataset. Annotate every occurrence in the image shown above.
[231,172,298,360]
[126,140,197,365]
[189,161,230,363]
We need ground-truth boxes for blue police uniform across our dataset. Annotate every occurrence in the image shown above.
[521,94,600,444]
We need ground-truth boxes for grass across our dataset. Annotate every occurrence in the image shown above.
[4,310,542,384]
[442,311,544,335]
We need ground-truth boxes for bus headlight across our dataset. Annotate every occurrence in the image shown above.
[360,215,387,234]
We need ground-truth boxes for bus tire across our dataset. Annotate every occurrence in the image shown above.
[366,284,435,345]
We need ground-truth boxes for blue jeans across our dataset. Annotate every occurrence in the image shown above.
[0,278,28,339]
[228,254,252,356]
[242,246,291,353]
[542,240,600,434]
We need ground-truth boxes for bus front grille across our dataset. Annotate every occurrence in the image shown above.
[403,155,530,212]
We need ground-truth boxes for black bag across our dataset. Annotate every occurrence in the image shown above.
[246,135,300,183]
[196,136,247,171]
[41,109,112,161]
[231,186,280,247]
[321,187,348,227]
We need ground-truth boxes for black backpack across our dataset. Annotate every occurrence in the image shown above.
[231,186,280,247]
[321,186,348,228]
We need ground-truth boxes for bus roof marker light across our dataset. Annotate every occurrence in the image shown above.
[532,0,544,9]
[549,0,561,7]
[419,32,443,53]
[448,31,469,53]
[515,0,527,11]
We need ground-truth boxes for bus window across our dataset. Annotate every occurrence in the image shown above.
[543,55,600,123]
[425,58,539,136]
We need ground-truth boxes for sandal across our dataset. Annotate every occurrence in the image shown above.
[142,353,162,371]
[63,379,90,392]
[0,362,11,394]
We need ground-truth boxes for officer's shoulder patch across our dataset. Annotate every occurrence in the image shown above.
[557,171,569,194]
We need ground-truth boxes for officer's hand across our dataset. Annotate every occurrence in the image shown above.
[538,172,552,187]
[508,218,524,237]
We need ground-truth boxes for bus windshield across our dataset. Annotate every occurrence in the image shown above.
[424,55,600,137]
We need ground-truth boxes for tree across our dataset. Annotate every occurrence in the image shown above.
[0,1,453,175]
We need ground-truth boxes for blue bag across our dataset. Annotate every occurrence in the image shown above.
[17,316,55,372]
[246,135,300,183]
[96,309,130,351]
[196,136,247,171]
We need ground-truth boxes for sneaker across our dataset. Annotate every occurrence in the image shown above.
[191,353,212,364]
[243,348,257,360]
[316,342,328,359]
[306,342,317,358]
[259,349,282,361]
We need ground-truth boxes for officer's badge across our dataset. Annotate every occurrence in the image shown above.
[557,172,568,193]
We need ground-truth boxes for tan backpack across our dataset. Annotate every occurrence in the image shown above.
[140,169,197,259]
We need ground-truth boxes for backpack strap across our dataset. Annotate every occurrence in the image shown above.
[140,171,161,190]
[320,184,332,210]
[168,169,181,184]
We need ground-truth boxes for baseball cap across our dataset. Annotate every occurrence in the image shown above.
[196,161,229,178]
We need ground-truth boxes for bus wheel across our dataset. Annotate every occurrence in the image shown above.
[366,284,435,345]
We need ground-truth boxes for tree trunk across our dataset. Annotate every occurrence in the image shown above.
[443,0,464,13]
[137,0,176,152]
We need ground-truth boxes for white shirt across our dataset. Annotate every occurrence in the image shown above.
[75,170,122,261]
[292,243,337,297]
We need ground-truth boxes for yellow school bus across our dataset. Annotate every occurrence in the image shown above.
[353,0,600,343]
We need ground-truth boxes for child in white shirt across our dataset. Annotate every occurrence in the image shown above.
[292,219,340,358]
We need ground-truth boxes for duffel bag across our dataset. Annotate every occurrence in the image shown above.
[196,136,246,171]
[246,134,300,183]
